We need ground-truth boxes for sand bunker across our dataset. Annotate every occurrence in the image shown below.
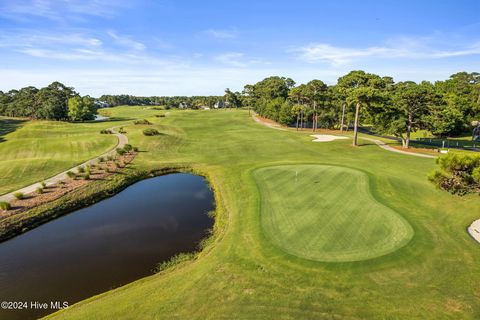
[468,219,480,243]
[311,134,348,142]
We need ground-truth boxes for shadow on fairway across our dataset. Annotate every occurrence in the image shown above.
[0,118,26,143]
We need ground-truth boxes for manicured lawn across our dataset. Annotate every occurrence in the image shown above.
[31,108,480,319]
[0,118,118,194]
[254,165,413,262]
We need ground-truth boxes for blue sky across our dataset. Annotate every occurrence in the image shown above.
[1,0,480,96]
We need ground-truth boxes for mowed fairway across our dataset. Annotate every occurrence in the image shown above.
[29,108,480,319]
[254,165,413,262]
[0,119,118,194]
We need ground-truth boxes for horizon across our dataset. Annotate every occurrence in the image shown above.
[1,0,480,96]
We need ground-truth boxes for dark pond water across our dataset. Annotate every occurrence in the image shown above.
[0,173,214,320]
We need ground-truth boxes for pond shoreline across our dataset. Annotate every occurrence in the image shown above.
[0,166,200,243]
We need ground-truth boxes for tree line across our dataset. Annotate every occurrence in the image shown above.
[98,94,222,108]
[242,71,480,148]
[0,82,96,121]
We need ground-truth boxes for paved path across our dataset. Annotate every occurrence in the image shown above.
[0,127,128,202]
[361,137,437,159]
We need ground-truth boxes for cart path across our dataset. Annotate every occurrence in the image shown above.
[468,219,480,244]
[0,127,128,202]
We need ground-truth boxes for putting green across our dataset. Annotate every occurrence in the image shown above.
[254,165,414,262]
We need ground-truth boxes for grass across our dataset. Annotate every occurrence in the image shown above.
[11,107,478,319]
[253,165,413,262]
[0,119,120,194]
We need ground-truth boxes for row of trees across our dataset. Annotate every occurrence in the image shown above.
[0,82,96,121]
[98,94,222,108]
[242,71,480,148]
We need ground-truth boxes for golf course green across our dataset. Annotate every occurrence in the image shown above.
[254,165,413,262]
[2,107,479,319]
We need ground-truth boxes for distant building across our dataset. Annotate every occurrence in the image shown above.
[214,100,226,109]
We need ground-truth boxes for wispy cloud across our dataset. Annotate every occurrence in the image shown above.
[205,29,237,39]
[107,31,146,51]
[215,52,247,67]
[0,30,178,65]
[294,37,480,66]
[0,0,128,21]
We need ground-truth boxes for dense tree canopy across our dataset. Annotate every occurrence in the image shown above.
[245,71,480,148]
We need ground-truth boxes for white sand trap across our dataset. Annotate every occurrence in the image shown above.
[468,219,480,243]
[311,134,348,142]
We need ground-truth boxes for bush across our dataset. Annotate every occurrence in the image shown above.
[116,148,126,156]
[123,144,133,152]
[83,173,90,180]
[13,192,24,200]
[0,201,11,211]
[133,119,152,125]
[428,153,480,195]
[119,127,126,133]
[107,155,113,161]
[155,114,166,118]
[66,171,76,179]
[98,156,105,162]
[41,181,46,188]
[133,146,139,152]
[36,187,43,194]
[143,128,161,136]
[100,129,113,134]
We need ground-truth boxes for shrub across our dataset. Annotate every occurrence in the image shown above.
[77,166,85,173]
[123,144,133,152]
[143,128,160,136]
[107,155,113,161]
[116,148,126,156]
[155,114,166,118]
[36,187,43,194]
[100,129,113,134]
[98,156,105,162]
[83,173,90,180]
[133,119,152,125]
[0,201,11,211]
[41,181,46,188]
[428,153,480,195]
[66,171,76,179]
[119,127,126,133]
[13,192,24,200]
[133,146,139,152]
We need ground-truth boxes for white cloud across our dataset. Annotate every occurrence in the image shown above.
[0,0,128,21]
[215,52,247,67]
[205,29,237,39]
[294,38,480,66]
[107,31,146,51]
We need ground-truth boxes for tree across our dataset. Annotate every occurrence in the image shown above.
[370,81,433,148]
[337,71,385,146]
[305,80,328,131]
[224,88,241,108]
[68,96,96,121]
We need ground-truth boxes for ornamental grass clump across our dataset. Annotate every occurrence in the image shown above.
[0,201,11,211]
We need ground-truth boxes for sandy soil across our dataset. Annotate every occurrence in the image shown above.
[468,219,480,244]
[311,134,348,142]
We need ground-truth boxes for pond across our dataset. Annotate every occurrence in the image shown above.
[0,173,214,320]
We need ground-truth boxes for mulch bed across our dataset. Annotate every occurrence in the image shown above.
[0,152,136,219]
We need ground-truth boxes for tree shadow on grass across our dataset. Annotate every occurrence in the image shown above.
[0,118,27,143]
